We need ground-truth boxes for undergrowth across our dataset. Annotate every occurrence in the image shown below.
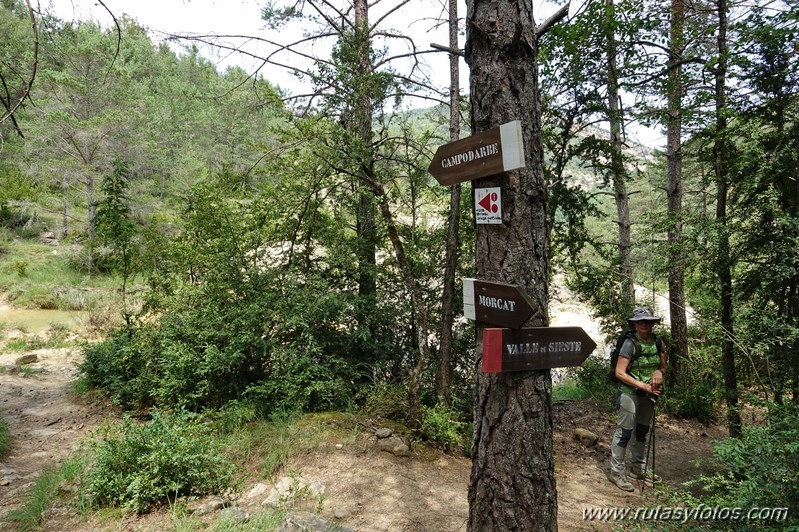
[0,417,10,458]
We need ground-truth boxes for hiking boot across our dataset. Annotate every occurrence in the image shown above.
[630,468,661,482]
[610,474,634,492]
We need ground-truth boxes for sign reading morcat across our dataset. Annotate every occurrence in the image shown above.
[428,120,525,186]
[463,278,535,329]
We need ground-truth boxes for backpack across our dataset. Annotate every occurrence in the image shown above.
[608,330,663,383]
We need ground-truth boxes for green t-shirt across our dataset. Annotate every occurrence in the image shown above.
[619,335,660,395]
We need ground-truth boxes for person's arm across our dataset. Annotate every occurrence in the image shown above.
[650,343,667,392]
[615,349,661,396]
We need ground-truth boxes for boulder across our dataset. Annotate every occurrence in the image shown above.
[377,434,410,457]
[277,511,354,532]
[573,428,599,447]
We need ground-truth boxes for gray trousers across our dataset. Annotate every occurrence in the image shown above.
[610,390,655,476]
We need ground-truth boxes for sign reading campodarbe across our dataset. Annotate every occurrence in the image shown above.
[428,121,525,186]
[482,327,597,373]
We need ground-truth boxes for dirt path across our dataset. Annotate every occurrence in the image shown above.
[0,343,109,518]
[0,330,726,531]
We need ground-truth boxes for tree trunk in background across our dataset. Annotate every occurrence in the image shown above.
[466,0,556,529]
[606,0,634,307]
[437,0,461,407]
[713,0,741,437]
[353,0,377,347]
[666,0,688,388]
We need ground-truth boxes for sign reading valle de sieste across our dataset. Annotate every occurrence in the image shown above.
[428,120,525,186]
[482,327,597,373]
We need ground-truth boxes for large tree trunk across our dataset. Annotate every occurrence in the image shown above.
[437,0,461,406]
[713,0,741,437]
[666,0,688,388]
[465,1,556,529]
[605,0,634,307]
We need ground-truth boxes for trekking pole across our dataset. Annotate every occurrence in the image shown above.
[640,394,658,495]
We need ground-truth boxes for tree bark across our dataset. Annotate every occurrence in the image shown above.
[466,1,556,529]
[353,0,377,346]
[437,0,461,406]
[605,0,634,307]
[666,0,688,388]
[713,0,741,437]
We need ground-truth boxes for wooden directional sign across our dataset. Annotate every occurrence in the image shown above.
[463,278,535,329]
[482,327,597,373]
[428,120,525,186]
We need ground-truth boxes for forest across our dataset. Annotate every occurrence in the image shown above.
[0,0,797,529]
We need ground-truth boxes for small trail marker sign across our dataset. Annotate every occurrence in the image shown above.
[482,327,597,373]
[428,120,525,186]
[475,188,502,224]
[463,278,535,329]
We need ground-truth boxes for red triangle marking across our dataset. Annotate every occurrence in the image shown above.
[478,193,493,212]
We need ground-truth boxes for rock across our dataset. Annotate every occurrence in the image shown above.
[262,476,325,508]
[573,428,599,447]
[375,427,393,439]
[220,506,249,524]
[333,508,350,519]
[377,434,410,457]
[277,512,354,532]
[245,482,270,500]
[15,354,38,366]
[193,498,227,515]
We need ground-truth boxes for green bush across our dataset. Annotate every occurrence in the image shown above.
[663,380,717,424]
[86,411,235,513]
[681,403,799,530]
[360,383,408,421]
[662,340,720,424]
[80,329,153,408]
[420,402,468,453]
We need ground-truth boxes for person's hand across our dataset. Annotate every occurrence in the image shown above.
[644,383,662,396]
[650,369,664,393]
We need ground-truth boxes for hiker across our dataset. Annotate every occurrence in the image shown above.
[609,306,667,492]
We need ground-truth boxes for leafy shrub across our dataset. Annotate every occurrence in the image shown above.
[14,260,27,277]
[420,402,468,453]
[80,329,154,408]
[682,403,799,530]
[86,411,235,513]
[243,349,358,414]
[662,340,720,424]
[360,383,408,421]
[663,380,717,424]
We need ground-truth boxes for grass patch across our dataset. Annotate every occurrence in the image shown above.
[3,455,90,531]
[552,379,593,402]
[169,506,286,532]
[0,417,11,458]
[0,239,121,311]
[222,410,319,480]
[219,409,362,482]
